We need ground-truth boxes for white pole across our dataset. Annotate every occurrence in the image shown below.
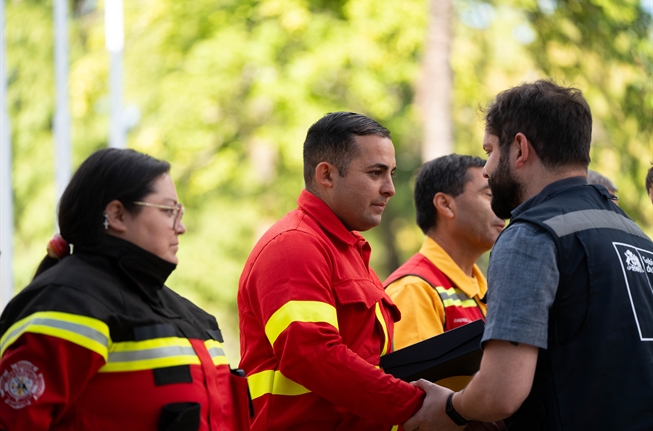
[54,0,71,220]
[105,0,125,148]
[0,0,15,310]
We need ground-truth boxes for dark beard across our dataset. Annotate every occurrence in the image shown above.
[488,153,524,220]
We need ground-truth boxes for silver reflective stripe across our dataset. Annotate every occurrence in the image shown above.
[2,317,109,351]
[108,345,196,362]
[543,210,649,239]
[207,346,225,358]
[436,288,470,302]
[451,291,468,301]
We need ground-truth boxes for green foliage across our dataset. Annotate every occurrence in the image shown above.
[6,0,652,359]
[522,0,653,227]
[7,0,57,290]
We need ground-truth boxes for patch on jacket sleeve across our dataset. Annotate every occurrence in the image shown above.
[0,360,45,409]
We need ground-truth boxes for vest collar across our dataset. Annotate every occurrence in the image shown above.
[511,176,588,219]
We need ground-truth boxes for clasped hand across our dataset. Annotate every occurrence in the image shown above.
[402,380,505,431]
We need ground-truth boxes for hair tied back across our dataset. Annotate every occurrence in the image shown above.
[47,234,70,260]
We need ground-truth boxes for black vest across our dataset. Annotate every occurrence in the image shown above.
[504,179,653,431]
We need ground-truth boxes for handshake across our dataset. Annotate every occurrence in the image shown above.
[402,379,506,431]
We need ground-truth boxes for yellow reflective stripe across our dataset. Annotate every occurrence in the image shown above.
[248,369,311,400]
[391,426,399,431]
[265,300,338,346]
[211,356,229,366]
[435,286,455,295]
[1,312,229,372]
[204,339,229,366]
[436,287,477,308]
[460,299,478,308]
[0,311,110,360]
[99,337,199,372]
[441,298,478,308]
[374,302,389,356]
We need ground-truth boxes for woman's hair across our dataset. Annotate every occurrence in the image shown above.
[34,148,170,278]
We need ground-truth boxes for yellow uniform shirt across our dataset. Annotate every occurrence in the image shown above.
[385,236,487,390]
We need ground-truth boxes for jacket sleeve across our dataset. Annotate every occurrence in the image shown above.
[0,312,108,430]
[243,231,424,425]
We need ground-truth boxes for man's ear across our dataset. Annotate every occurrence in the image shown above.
[315,162,337,189]
[104,200,128,233]
[514,132,532,169]
[433,192,455,220]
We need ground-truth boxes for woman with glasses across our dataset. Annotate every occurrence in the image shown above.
[0,148,250,431]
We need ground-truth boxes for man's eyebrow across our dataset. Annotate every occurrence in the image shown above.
[366,163,393,170]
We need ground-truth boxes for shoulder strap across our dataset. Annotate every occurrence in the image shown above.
[384,253,448,289]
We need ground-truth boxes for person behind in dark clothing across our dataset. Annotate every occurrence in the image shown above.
[0,148,250,431]
[404,80,653,431]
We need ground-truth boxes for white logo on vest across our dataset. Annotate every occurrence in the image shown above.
[642,256,653,274]
[624,250,645,273]
[0,360,45,409]
[614,242,653,341]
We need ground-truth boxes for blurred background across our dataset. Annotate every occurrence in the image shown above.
[1,0,652,361]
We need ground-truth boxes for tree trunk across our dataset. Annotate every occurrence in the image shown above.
[417,0,453,163]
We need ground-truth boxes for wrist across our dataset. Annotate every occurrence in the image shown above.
[445,392,469,426]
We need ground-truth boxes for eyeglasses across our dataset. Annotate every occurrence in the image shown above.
[133,201,185,230]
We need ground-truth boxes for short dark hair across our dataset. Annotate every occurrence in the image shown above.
[646,165,653,195]
[414,154,486,234]
[303,112,390,188]
[35,148,170,277]
[484,79,592,170]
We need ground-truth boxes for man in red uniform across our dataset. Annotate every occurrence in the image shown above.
[238,112,426,430]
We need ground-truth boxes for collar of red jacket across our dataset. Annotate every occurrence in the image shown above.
[297,189,368,248]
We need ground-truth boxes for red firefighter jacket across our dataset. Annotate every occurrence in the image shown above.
[0,236,250,431]
[238,190,424,431]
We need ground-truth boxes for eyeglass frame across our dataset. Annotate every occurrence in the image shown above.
[132,201,185,230]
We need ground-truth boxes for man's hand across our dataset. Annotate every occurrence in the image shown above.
[402,379,464,431]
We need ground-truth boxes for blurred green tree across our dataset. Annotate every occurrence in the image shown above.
[5,0,651,360]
